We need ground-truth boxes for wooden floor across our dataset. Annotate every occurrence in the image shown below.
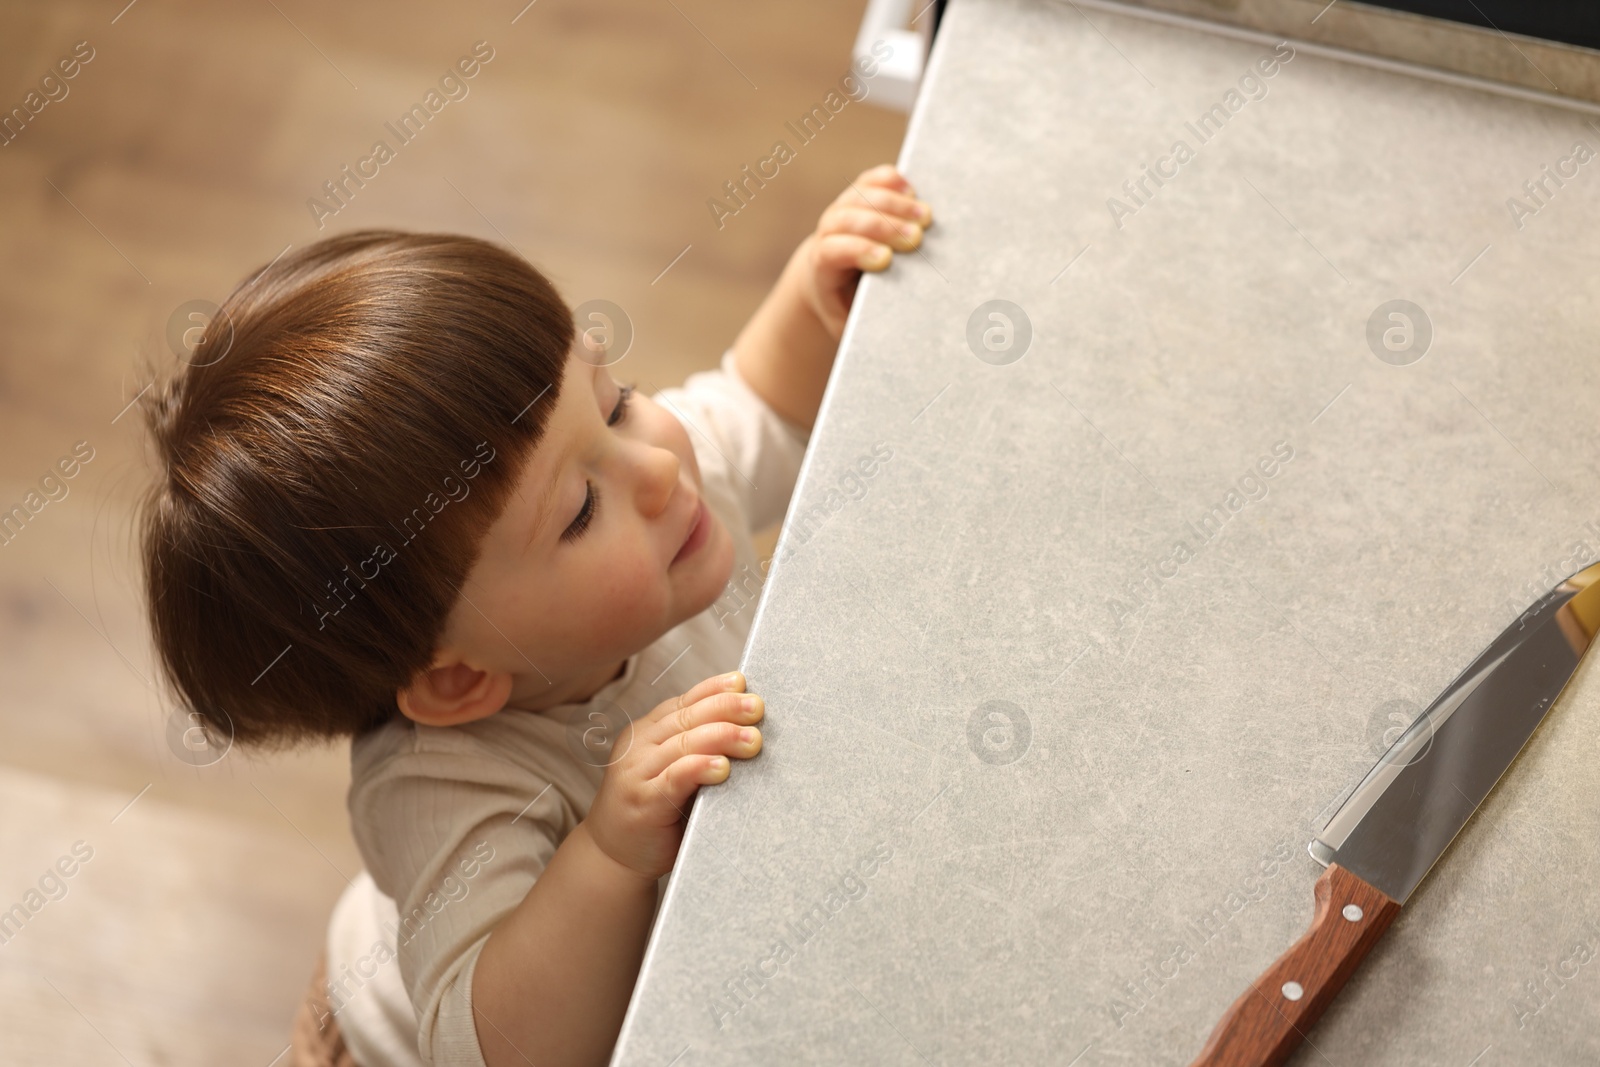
[0,2,906,1062]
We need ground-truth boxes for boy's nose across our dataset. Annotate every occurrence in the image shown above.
[632,442,680,518]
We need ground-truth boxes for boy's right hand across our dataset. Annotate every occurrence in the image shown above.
[583,671,763,883]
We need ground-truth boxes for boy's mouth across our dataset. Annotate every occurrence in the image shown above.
[672,497,710,567]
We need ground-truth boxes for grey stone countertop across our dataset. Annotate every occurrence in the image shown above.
[611,1,1600,1063]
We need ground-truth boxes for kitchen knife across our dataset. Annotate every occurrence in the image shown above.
[1190,560,1600,1067]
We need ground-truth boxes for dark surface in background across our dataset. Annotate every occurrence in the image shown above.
[1363,1,1600,51]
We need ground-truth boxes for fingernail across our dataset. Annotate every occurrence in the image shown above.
[740,695,760,712]
[899,223,919,239]
[711,756,728,770]
[739,728,758,742]
[918,204,933,224]
[859,245,892,270]
[724,671,744,686]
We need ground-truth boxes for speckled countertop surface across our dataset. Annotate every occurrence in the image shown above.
[612,2,1600,1063]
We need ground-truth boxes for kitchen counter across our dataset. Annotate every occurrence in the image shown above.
[612,1,1600,1063]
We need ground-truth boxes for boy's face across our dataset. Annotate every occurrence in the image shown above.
[420,350,734,716]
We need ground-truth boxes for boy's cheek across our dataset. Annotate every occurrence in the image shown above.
[609,533,678,615]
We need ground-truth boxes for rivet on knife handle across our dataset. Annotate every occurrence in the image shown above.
[1188,863,1400,1067]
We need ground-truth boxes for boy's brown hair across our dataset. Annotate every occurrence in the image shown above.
[140,231,573,748]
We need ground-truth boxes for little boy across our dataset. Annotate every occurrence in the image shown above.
[141,165,932,1067]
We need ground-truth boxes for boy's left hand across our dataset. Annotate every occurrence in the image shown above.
[796,164,933,339]
[730,163,933,431]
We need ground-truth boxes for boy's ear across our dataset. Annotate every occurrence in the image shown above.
[396,656,514,727]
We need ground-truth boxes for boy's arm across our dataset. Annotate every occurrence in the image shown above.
[472,672,764,1067]
[732,164,932,432]
[471,821,657,1067]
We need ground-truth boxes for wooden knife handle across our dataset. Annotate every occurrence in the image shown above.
[1188,862,1401,1067]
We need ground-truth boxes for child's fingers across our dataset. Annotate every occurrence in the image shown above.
[655,753,735,810]
[637,689,763,749]
[821,207,922,252]
[832,184,932,227]
[817,233,895,273]
[856,162,916,196]
[639,671,746,730]
[639,718,762,779]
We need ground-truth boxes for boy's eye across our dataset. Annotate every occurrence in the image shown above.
[562,481,599,543]
[607,384,635,428]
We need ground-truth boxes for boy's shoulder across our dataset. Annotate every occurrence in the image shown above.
[351,699,594,773]
[346,704,603,831]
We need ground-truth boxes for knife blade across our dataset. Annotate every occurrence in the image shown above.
[1189,560,1600,1067]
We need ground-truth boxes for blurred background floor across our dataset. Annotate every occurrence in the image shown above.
[0,2,906,1062]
